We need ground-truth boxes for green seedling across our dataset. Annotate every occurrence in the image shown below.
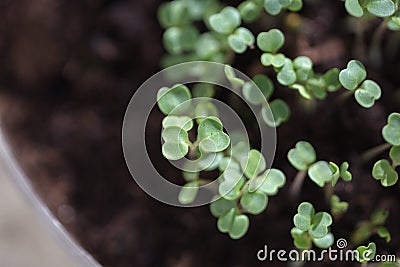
[330,194,349,217]
[291,202,334,249]
[356,242,377,263]
[351,209,391,245]
[339,60,382,108]
[345,0,397,18]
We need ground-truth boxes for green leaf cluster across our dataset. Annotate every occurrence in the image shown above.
[264,0,303,16]
[373,112,400,187]
[287,141,352,187]
[291,202,334,249]
[351,209,391,245]
[345,0,398,18]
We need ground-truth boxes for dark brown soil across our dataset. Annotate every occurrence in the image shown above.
[0,0,399,266]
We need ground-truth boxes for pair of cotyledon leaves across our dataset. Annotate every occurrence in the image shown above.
[292,202,334,249]
[339,60,382,108]
[288,141,352,187]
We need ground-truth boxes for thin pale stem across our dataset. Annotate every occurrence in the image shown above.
[355,18,367,61]
[369,19,387,67]
[289,170,307,200]
[361,143,391,163]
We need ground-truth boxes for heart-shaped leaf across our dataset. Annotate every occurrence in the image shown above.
[261,99,290,127]
[329,162,340,186]
[309,211,333,238]
[248,168,286,196]
[198,116,230,153]
[288,141,317,171]
[210,195,237,217]
[162,116,193,131]
[330,195,349,216]
[389,146,400,165]
[228,27,255,54]
[308,161,335,187]
[340,161,353,181]
[291,227,312,249]
[238,0,262,23]
[355,79,382,108]
[372,159,398,187]
[313,233,334,249]
[345,0,364,17]
[162,126,190,160]
[240,191,268,215]
[157,84,192,115]
[229,214,249,239]
[366,0,396,17]
[277,59,297,86]
[209,6,241,34]
[257,29,285,53]
[158,1,191,28]
[356,242,376,263]
[293,202,315,231]
[242,74,274,105]
[240,149,266,179]
[322,68,341,92]
[339,60,367,90]
[178,181,199,204]
[264,0,282,15]
[217,208,236,233]
[376,226,391,243]
[260,53,286,67]
[288,0,303,11]
[382,112,400,146]
[163,25,199,54]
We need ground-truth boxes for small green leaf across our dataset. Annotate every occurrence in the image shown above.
[256,29,285,53]
[329,162,340,186]
[345,0,364,17]
[287,141,317,171]
[339,60,367,90]
[209,6,241,34]
[322,68,341,92]
[158,1,190,28]
[242,75,274,105]
[372,159,398,187]
[217,208,235,233]
[277,59,297,86]
[195,33,221,60]
[288,0,303,11]
[340,162,353,182]
[356,242,376,263]
[224,64,245,88]
[161,126,190,160]
[306,77,327,99]
[330,195,349,216]
[264,0,282,15]
[308,161,335,187]
[157,84,192,115]
[240,149,266,179]
[294,202,315,231]
[249,168,286,196]
[291,227,312,249]
[219,176,245,200]
[371,209,389,225]
[377,226,391,243]
[240,191,268,215]
[261,99,291,127]
[192,83,215,98]
[313,233,334,249]
[355,79,382,108]
[178,181,199,204]
[229,214,249,239]
[382,112,400,146]
[389,146,400,165]
[162,116,193,131]
[293,56,313,70]
[197,117,230,153]
[228,27,255,54]
[163,25,199,54]
[194,101,219,124]
[238,0,262,23]
[210,195,237,217]
[261,53,286,67]
[366,0,396,17]
[309,212,333,238]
